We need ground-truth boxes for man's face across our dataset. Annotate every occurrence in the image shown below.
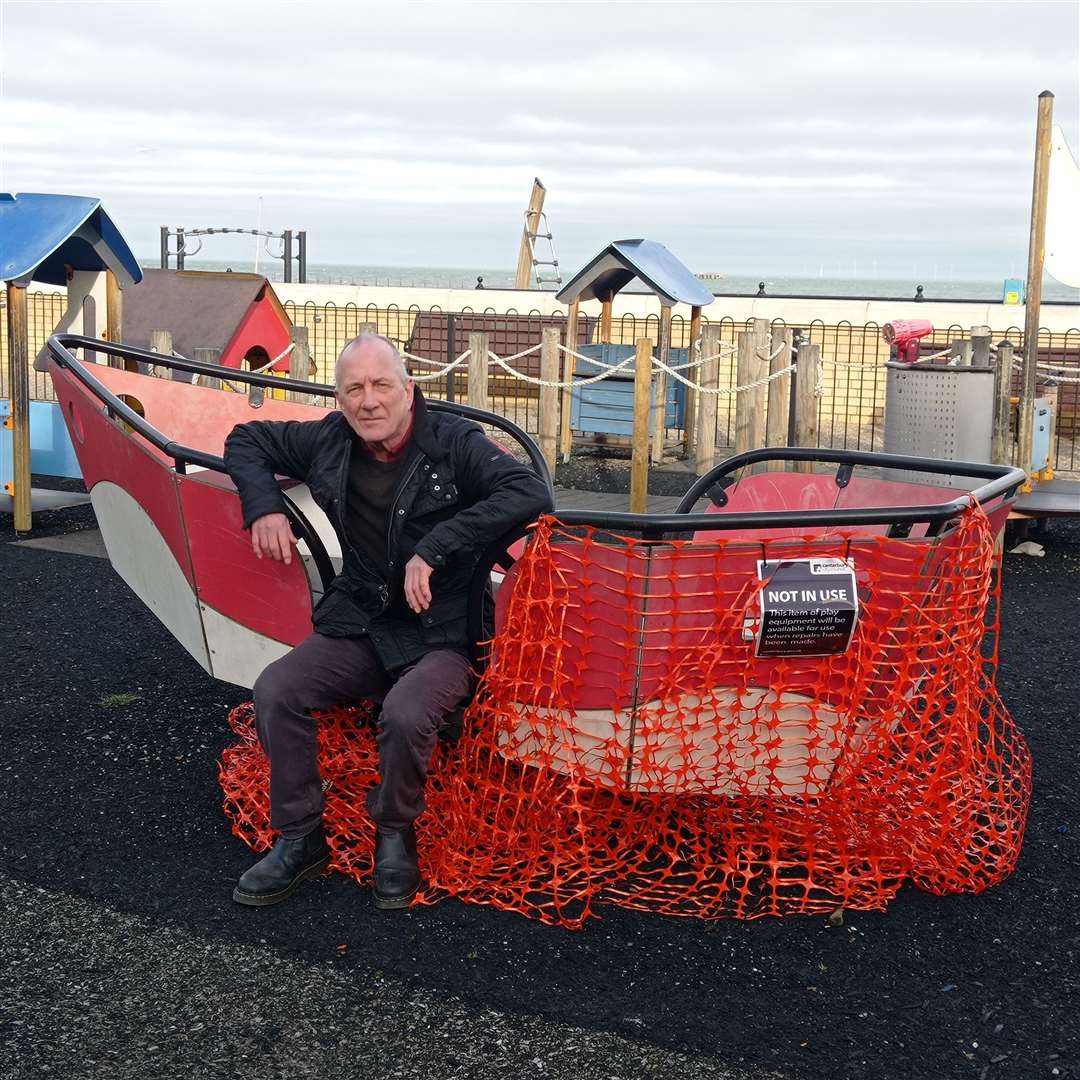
[335,342,415,447]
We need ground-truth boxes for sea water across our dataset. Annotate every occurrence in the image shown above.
[161,259,1079,304]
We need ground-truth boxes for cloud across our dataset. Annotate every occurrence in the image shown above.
[1,0,1076,274]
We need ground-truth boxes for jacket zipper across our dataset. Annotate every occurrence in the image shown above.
[386,452,426,562]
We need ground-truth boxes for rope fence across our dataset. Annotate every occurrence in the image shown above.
[404,340,803,398]
[2,290,1077,473]
[652,353,797,397]
[394,338,1080,396]
[1011,358,1080,384]
[400,349,473,382]
[142,324,1080,479]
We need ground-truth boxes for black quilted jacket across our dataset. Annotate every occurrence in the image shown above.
[223,390,552,670]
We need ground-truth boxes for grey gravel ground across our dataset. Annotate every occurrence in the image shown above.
[0,877,772,1080]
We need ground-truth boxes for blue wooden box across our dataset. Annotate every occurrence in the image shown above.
[1,400,83,488]
[570,344,687,436]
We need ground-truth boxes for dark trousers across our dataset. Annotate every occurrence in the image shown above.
[252,634,474,838]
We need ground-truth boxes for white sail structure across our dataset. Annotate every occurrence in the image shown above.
[1045,124,1080,288]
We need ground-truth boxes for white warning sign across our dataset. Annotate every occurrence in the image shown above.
[755,558,859,658]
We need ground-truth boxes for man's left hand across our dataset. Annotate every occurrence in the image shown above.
[404,554,434,613]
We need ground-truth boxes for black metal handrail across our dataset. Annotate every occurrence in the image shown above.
[278,488,336,591]
[48,334,1027,662]
[466,449,1025,665]
[675,447,1026,527]
[46,333,556,595]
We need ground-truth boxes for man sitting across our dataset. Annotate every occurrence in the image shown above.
[223,333,551,909]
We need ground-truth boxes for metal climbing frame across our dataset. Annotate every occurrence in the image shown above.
[159,226,308,282]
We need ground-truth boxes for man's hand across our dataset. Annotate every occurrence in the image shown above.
[404,554,434,613]
[250,512,298,565]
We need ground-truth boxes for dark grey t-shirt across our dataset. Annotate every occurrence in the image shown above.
[344,440,416,577]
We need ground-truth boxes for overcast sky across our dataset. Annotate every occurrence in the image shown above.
[1,0,1077,278]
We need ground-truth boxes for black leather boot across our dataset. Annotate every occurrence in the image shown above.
[232,825,331,907]
[372,824,420,910]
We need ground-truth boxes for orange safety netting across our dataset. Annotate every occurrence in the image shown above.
[220,507,1031,928]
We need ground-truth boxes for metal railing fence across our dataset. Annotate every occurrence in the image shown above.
[3,292,1078,473]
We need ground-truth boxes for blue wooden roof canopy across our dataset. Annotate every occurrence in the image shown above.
[556,238,714,308]
[0,192,143,287]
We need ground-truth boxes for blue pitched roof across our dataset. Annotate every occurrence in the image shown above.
[556,239,714,308]
[0,192,143,287]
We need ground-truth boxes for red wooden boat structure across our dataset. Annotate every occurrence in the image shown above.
[45,334,1032,925]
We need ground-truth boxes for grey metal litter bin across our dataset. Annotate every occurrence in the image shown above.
[883,362,995,488]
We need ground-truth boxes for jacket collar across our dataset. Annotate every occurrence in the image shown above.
[336,386,444,461]
[408,388,444,460]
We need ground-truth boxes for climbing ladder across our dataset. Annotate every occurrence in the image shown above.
[524,209,563,290]
[514,178,563,291]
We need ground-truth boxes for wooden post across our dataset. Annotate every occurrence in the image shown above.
[651,304,671,464]
[287,325,310,403]
[748,318,769,456]
[1019,90,1054,477]
[194,348,223,391]
[971,325,992,367]
[599,297,613,344]
[6,282,31,532]
[952,339,973,366]
[149,329,173,379]
[514,178,547,290]
[559,300,578,460]
[992,341,1014,465]
[149,329,172,355]
[793,341,820,474]
[695,324,722,476]
[766,327,794,470]
[682,305,702,457]
[105,270,126,370]
[734,331,753,455]
[630,338,652,514]
[538,326,560,474]
[468,331,489,411]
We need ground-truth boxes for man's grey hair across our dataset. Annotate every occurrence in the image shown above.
[334,333,410,389]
